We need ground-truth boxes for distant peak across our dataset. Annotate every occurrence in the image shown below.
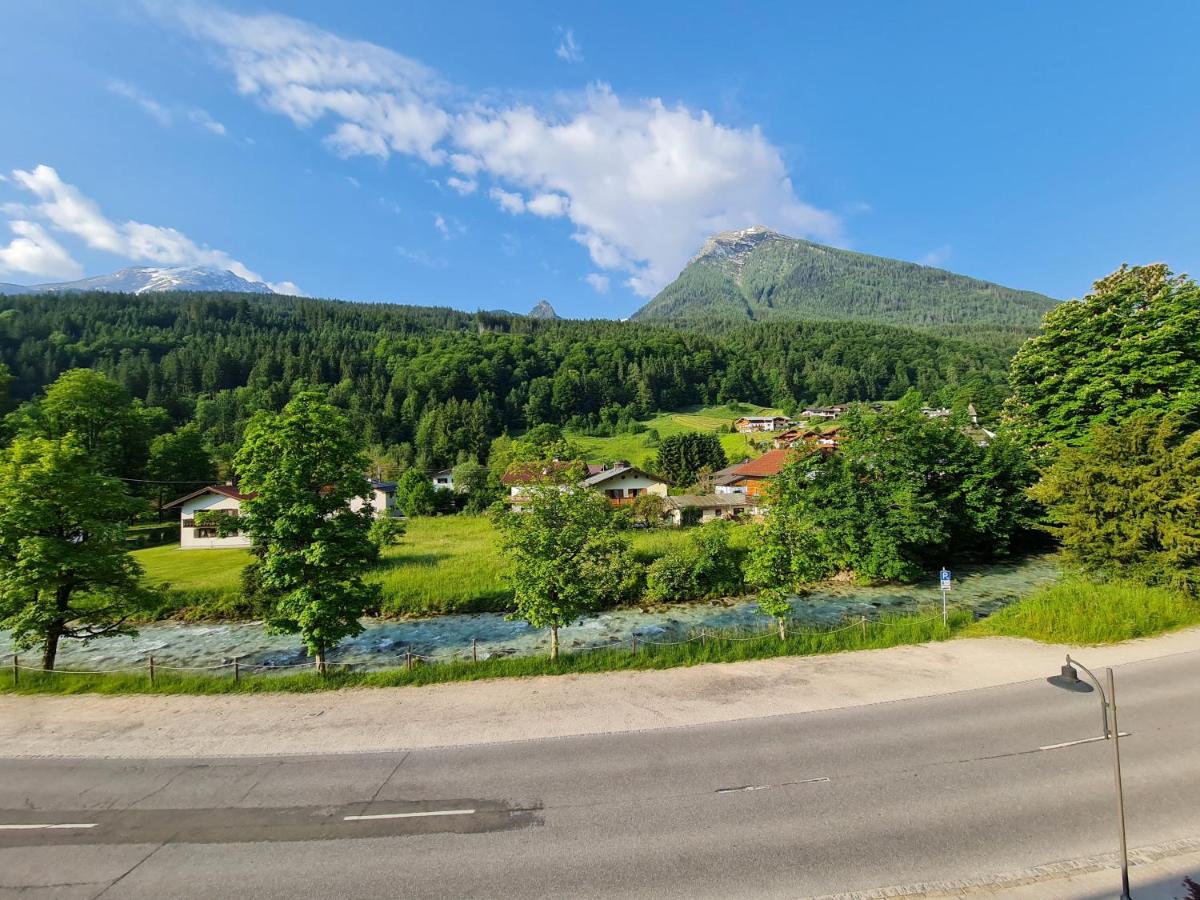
[693,225,787,268]
[528,299,558,319]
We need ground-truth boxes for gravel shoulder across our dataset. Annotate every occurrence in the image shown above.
[4,628,1199,759]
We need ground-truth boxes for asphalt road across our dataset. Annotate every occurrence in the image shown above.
[2,650,1198,899]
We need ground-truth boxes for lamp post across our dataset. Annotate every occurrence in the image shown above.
[1047,655,1132,900]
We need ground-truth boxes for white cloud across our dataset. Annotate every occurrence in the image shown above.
[396,245,447,268]
[920,244,952,267]
[489,187,526,215]
[187,108,227,136]
[526,192,569,218]
[172,5,449,164]
[0,220,83,280]
[166,6,842,296]
[446,176,477,195]
[433,213,465,239]
[5,164,294,289]
[556,27,583,63]
[108,80,173,126]
[108,79,228,136]
[585,272,609,294]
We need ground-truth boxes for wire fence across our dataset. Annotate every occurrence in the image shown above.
[5,607,960,686]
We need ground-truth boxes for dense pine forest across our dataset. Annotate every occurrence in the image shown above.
[0,290,1012,471]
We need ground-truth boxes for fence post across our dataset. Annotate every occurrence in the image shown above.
[11,655,17,687]
[148,655,155,686]
[861,615,867,638]
[406,650,413,672]
[234,658,240,683]
[631,635,638,655]
[472,639,477,663]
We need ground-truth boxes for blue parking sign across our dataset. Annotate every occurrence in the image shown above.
[940,568,952,591]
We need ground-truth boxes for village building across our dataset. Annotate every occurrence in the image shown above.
[580,463,670,506]
[707,461,750,495]
[732,415,791,433]
[774,425,846,451]
[663,493,754,526]
[165,479,399,549]
[724,448,793,497]
[501,460,669,511]
[431,468,455,491]
[165,484,253,550]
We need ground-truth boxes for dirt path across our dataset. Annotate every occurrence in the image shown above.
[4,628,1199,759]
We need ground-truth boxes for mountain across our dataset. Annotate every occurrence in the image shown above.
[528,299,559,319]
[632,226,1057,333]
[0,266,275,296]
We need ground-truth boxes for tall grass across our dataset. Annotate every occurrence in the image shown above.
[0,609,970,696]
[969,579,1200,644]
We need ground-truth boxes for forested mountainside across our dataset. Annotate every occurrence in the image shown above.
[0,290,1011,471]
[633,226,1057,333]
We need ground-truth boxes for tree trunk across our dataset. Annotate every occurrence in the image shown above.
[314,644,326,675]
[550,625,559,661]
[777,617,787,642]
[42,621,63,671]
[42,586,71,671]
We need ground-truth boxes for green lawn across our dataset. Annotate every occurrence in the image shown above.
[566,402,784,467]
[135,516,702,620]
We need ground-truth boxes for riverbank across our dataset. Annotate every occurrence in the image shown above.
[4,626,1198,759]
[1,555,1060,672]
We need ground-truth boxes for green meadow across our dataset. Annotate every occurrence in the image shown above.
[565,402,785,468]
[136,515,707,620]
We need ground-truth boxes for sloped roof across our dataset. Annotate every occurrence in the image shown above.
[731,448,793,478]
[664,493,757,510]
[163,484,253,509]
[580,464,670,488]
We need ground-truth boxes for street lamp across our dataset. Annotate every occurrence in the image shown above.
[1047,655,1132,900]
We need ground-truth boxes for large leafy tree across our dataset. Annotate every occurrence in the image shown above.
[234,392,380,670]
[749,397,1035,583]
[0,436,157,669]
[1031,412,1200,594]
[1008,264,1200,449]
[8,368,161,478]
[494,485,632,659]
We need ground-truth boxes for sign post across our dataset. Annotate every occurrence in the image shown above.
[939,568,951,625]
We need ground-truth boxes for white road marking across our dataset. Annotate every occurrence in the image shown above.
[716,776,830,794]
[0,823,97,830]
[1039,733,1131,751]
[343,808,476,821]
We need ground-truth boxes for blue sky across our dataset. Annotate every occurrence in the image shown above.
[1,1,1197,318]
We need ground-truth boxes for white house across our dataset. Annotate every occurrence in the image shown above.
[580,463,669,506]
[501,460,669,512]
[431,468,455,491]
[166,479,399,549]
[663,494,754,526]
[165,484,254,550]
[349,479,399,517]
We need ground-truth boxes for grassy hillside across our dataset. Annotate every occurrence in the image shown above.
[567,402,781,467]
[137,516,716,619]
[635,230,1056,333]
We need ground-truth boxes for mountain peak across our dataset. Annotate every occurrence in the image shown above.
[633,232,1057,333]
[694,225,785,270]
[0,265,275,296]
[528,299,559,319]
